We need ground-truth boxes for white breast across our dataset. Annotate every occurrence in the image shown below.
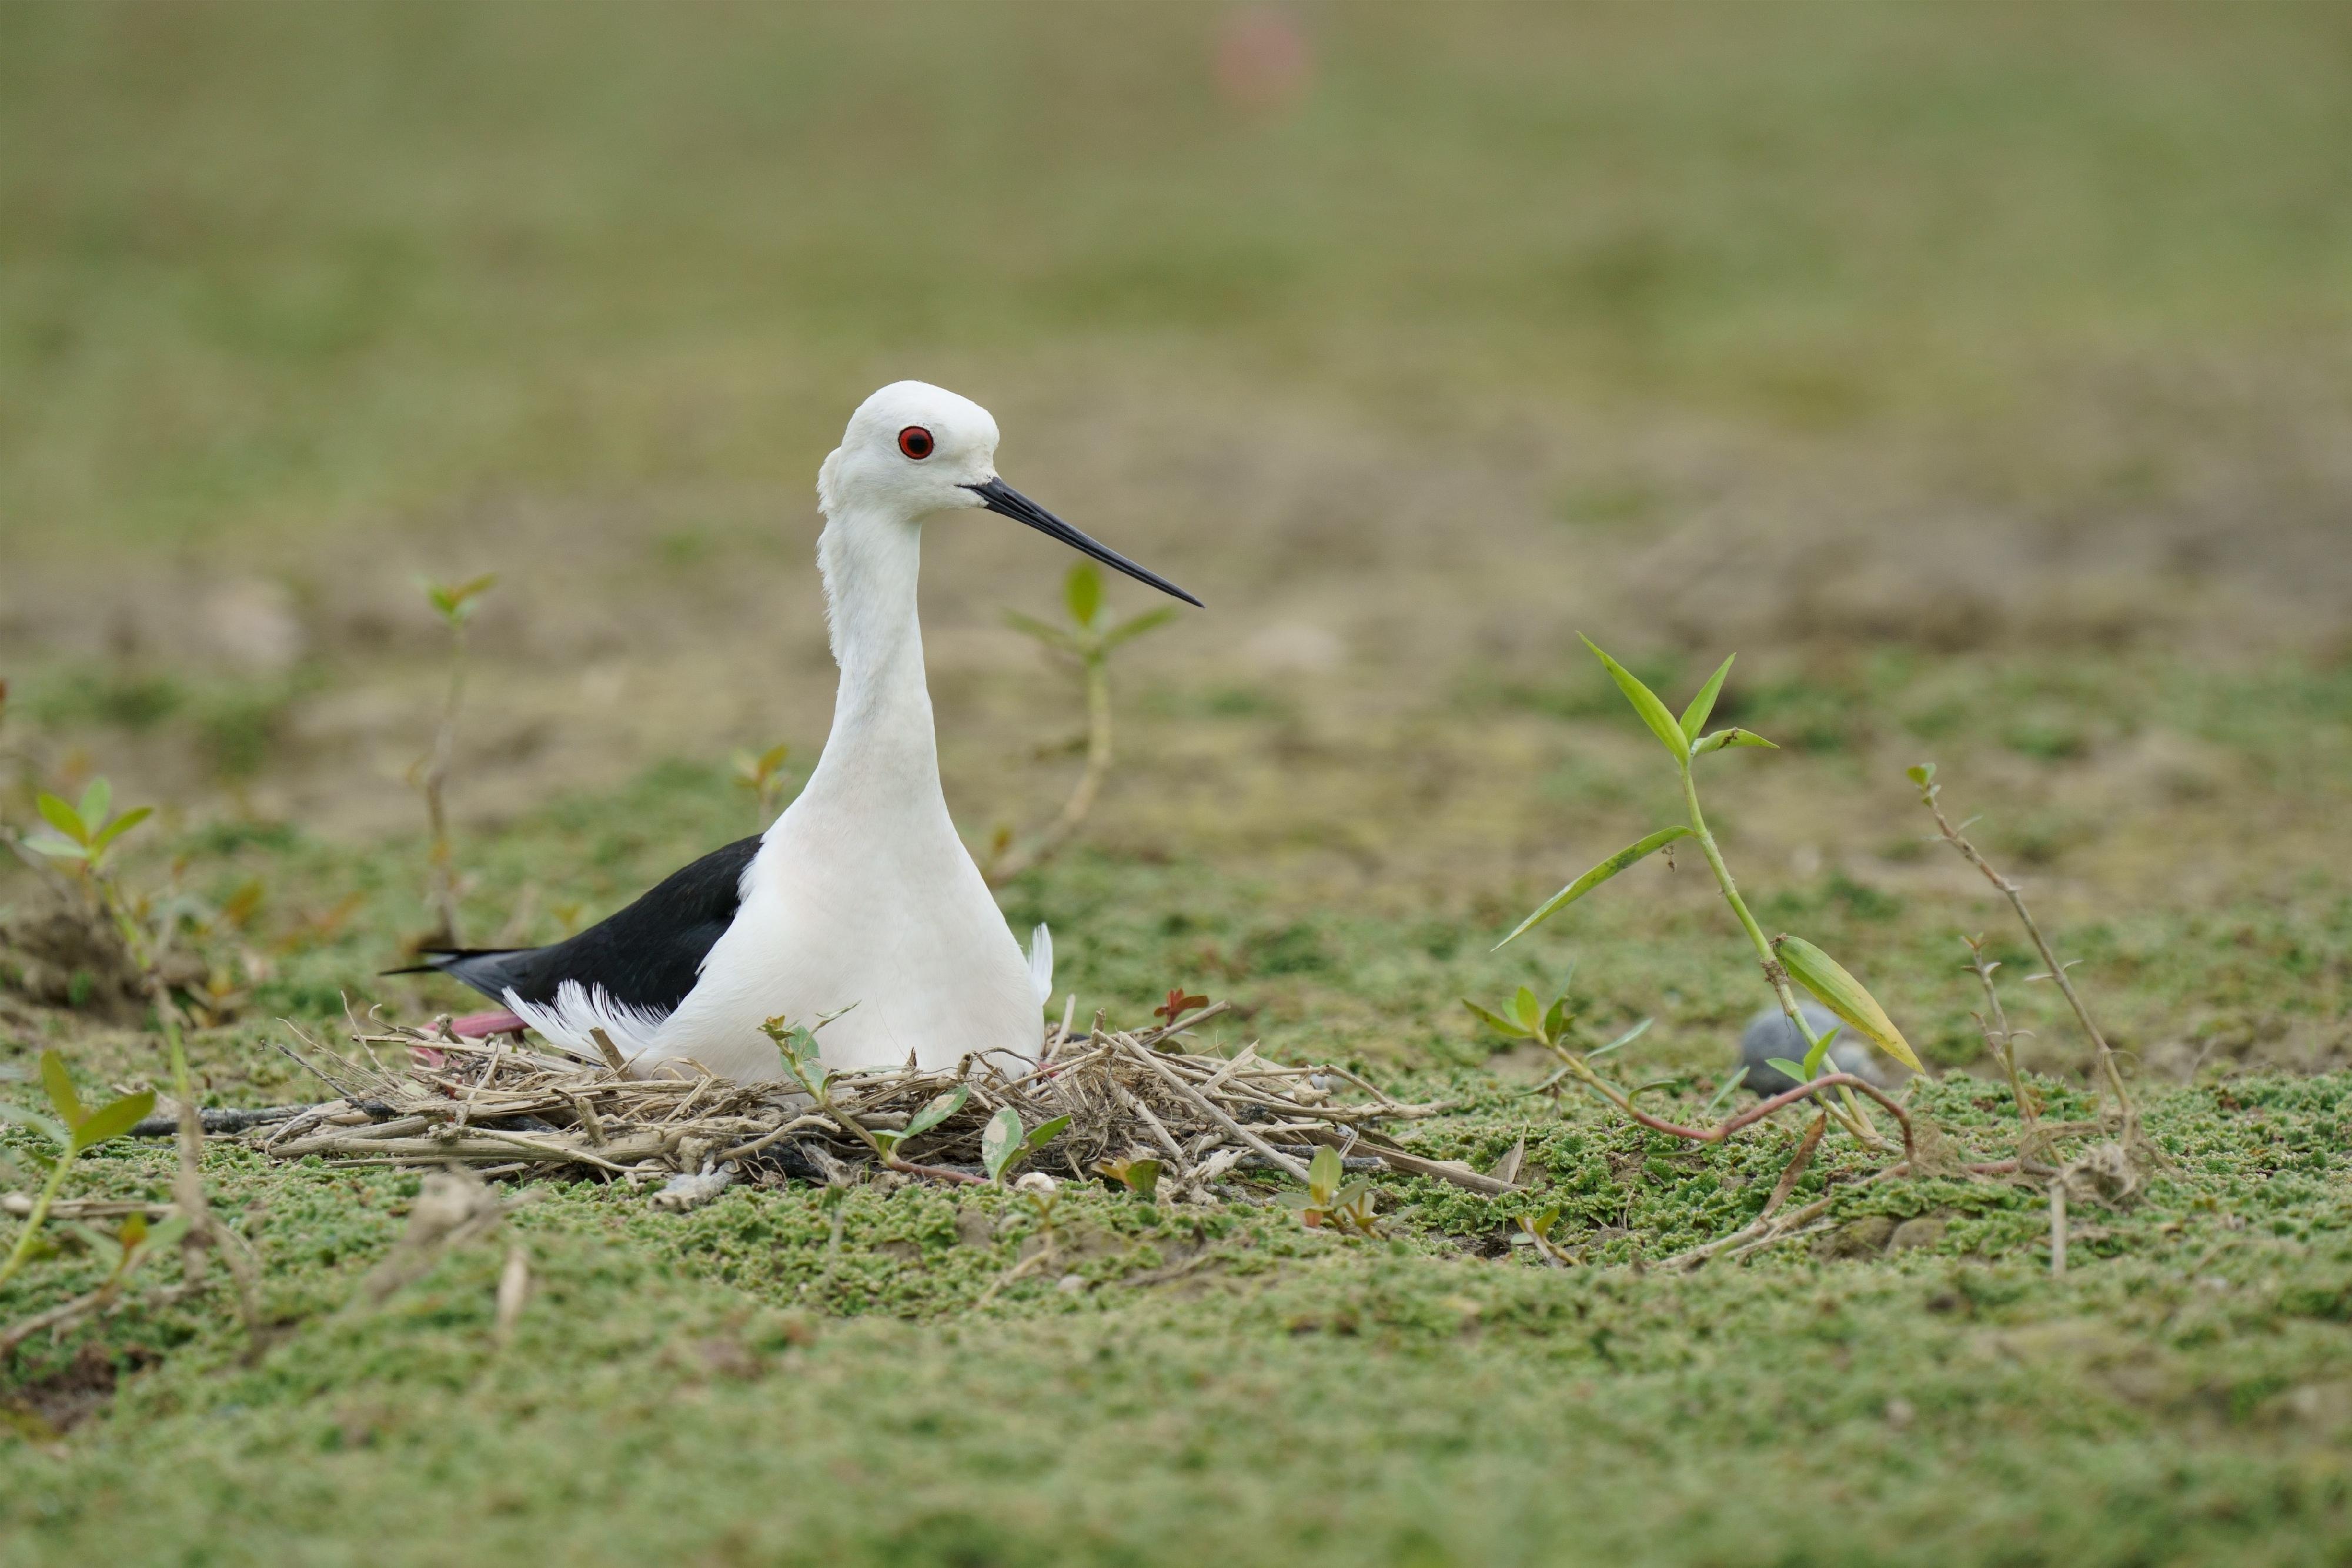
[639,791,1041,1081]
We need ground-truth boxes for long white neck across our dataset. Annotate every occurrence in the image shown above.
[793,499,940,814]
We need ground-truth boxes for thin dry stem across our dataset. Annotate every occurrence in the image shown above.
[417,620,470,945]
[1965,933,2037,1130]
[985,653,1111,886]
[1920,779,2133,1125]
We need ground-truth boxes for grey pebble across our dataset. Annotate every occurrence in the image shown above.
[1738,1001,1889,1098]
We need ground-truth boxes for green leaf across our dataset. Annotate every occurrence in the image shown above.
[423,573,497,627]
[1021,1115,1071,1154]
[0,1101,71,1150]
[1002,610,1081,655]
[1907,763,1936,788]
[77,779,111,834]
[1586,1017,1653,1058]
[70,1091,155,1152]
[1063,563,1103,628]
[1799,1022,1848,1079]
[1540,996,1569,1044]
[1692,728,1778,755]
[40,1051,85,1130]
[1461,999,1531,1039]
[981,1105,1023,1181]
[1765,1058,1810,1084]
[1679,654,1734,741]
[1771,934,1922,1071]
[1702,1065,1749,1118]
[1307,1145,1343,1204]
[35,792,88,845]
[117,1212,148,1252]
[901,1084,969,1141]
[1582,636,1691,765]
[1102,606,1178,649]
[1511,987,1542,1032]
[1495,826,1695,948]
[1122,1158,1162,1202]
[89,805,153,854]
[22,835,89,861]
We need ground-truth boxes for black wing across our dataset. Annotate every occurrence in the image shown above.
[390,835,762,1016]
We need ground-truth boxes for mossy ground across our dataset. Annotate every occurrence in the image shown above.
[6,1026,2352,1566]
[6,4,2352,1563]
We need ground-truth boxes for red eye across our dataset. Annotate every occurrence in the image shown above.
[897,425,934,460]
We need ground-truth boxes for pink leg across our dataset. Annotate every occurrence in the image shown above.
[450,1009,529,1039]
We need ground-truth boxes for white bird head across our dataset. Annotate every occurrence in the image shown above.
[820,380,1201,607]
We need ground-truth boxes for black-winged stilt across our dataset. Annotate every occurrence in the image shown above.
[399,382,1200,1080]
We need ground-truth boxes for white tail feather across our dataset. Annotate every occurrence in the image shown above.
[502,981,670,1065]
[1027,923,1054,1007]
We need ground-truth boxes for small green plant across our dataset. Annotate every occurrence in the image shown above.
[1515,1206,1576,1267]
[731,743,793,828]
[1094,1155,1162,1203]
[1,1205,190,1365]
[413,573,495,944]
[761,1017,995,1184]
[981,1105,1072,1185]
[0,1051,156,1290]
[15,775,265,1347]
[984,561,1177,885]
[1279,1145,1378,1236]
[1499,641,1919,1146]
[21,779,153,873]
[868,1084,968,1162]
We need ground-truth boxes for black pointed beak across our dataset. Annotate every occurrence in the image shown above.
[963,477,1202,608]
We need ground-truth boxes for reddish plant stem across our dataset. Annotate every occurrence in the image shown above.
[886,1156,985,1186]
[1603,1071,1916,1168]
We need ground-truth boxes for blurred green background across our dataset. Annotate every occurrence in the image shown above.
[3,0,2348,1076]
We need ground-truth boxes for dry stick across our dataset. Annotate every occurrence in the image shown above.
[1,1279,128,1363]
[2048,1179,2069,1278]
[1287,1125,1523,1196]
[493,1245,530,1348]
[1666,1159,1916,1271]
[1920,781,2134,1125]
[1122,1036,1311,1182]
[1111,1081,1191,1179]
[1760,1112,1829,1223]
[719,1114,837,1163]
[1661,1112,1825,1272]
[1,1195,178,1222]
[973,1242,1054,1309]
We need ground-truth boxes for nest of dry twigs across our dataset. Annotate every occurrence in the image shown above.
[265,1001,1510,1206]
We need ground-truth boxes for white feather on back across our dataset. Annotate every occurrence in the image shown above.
[1027,924,1054,1007]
